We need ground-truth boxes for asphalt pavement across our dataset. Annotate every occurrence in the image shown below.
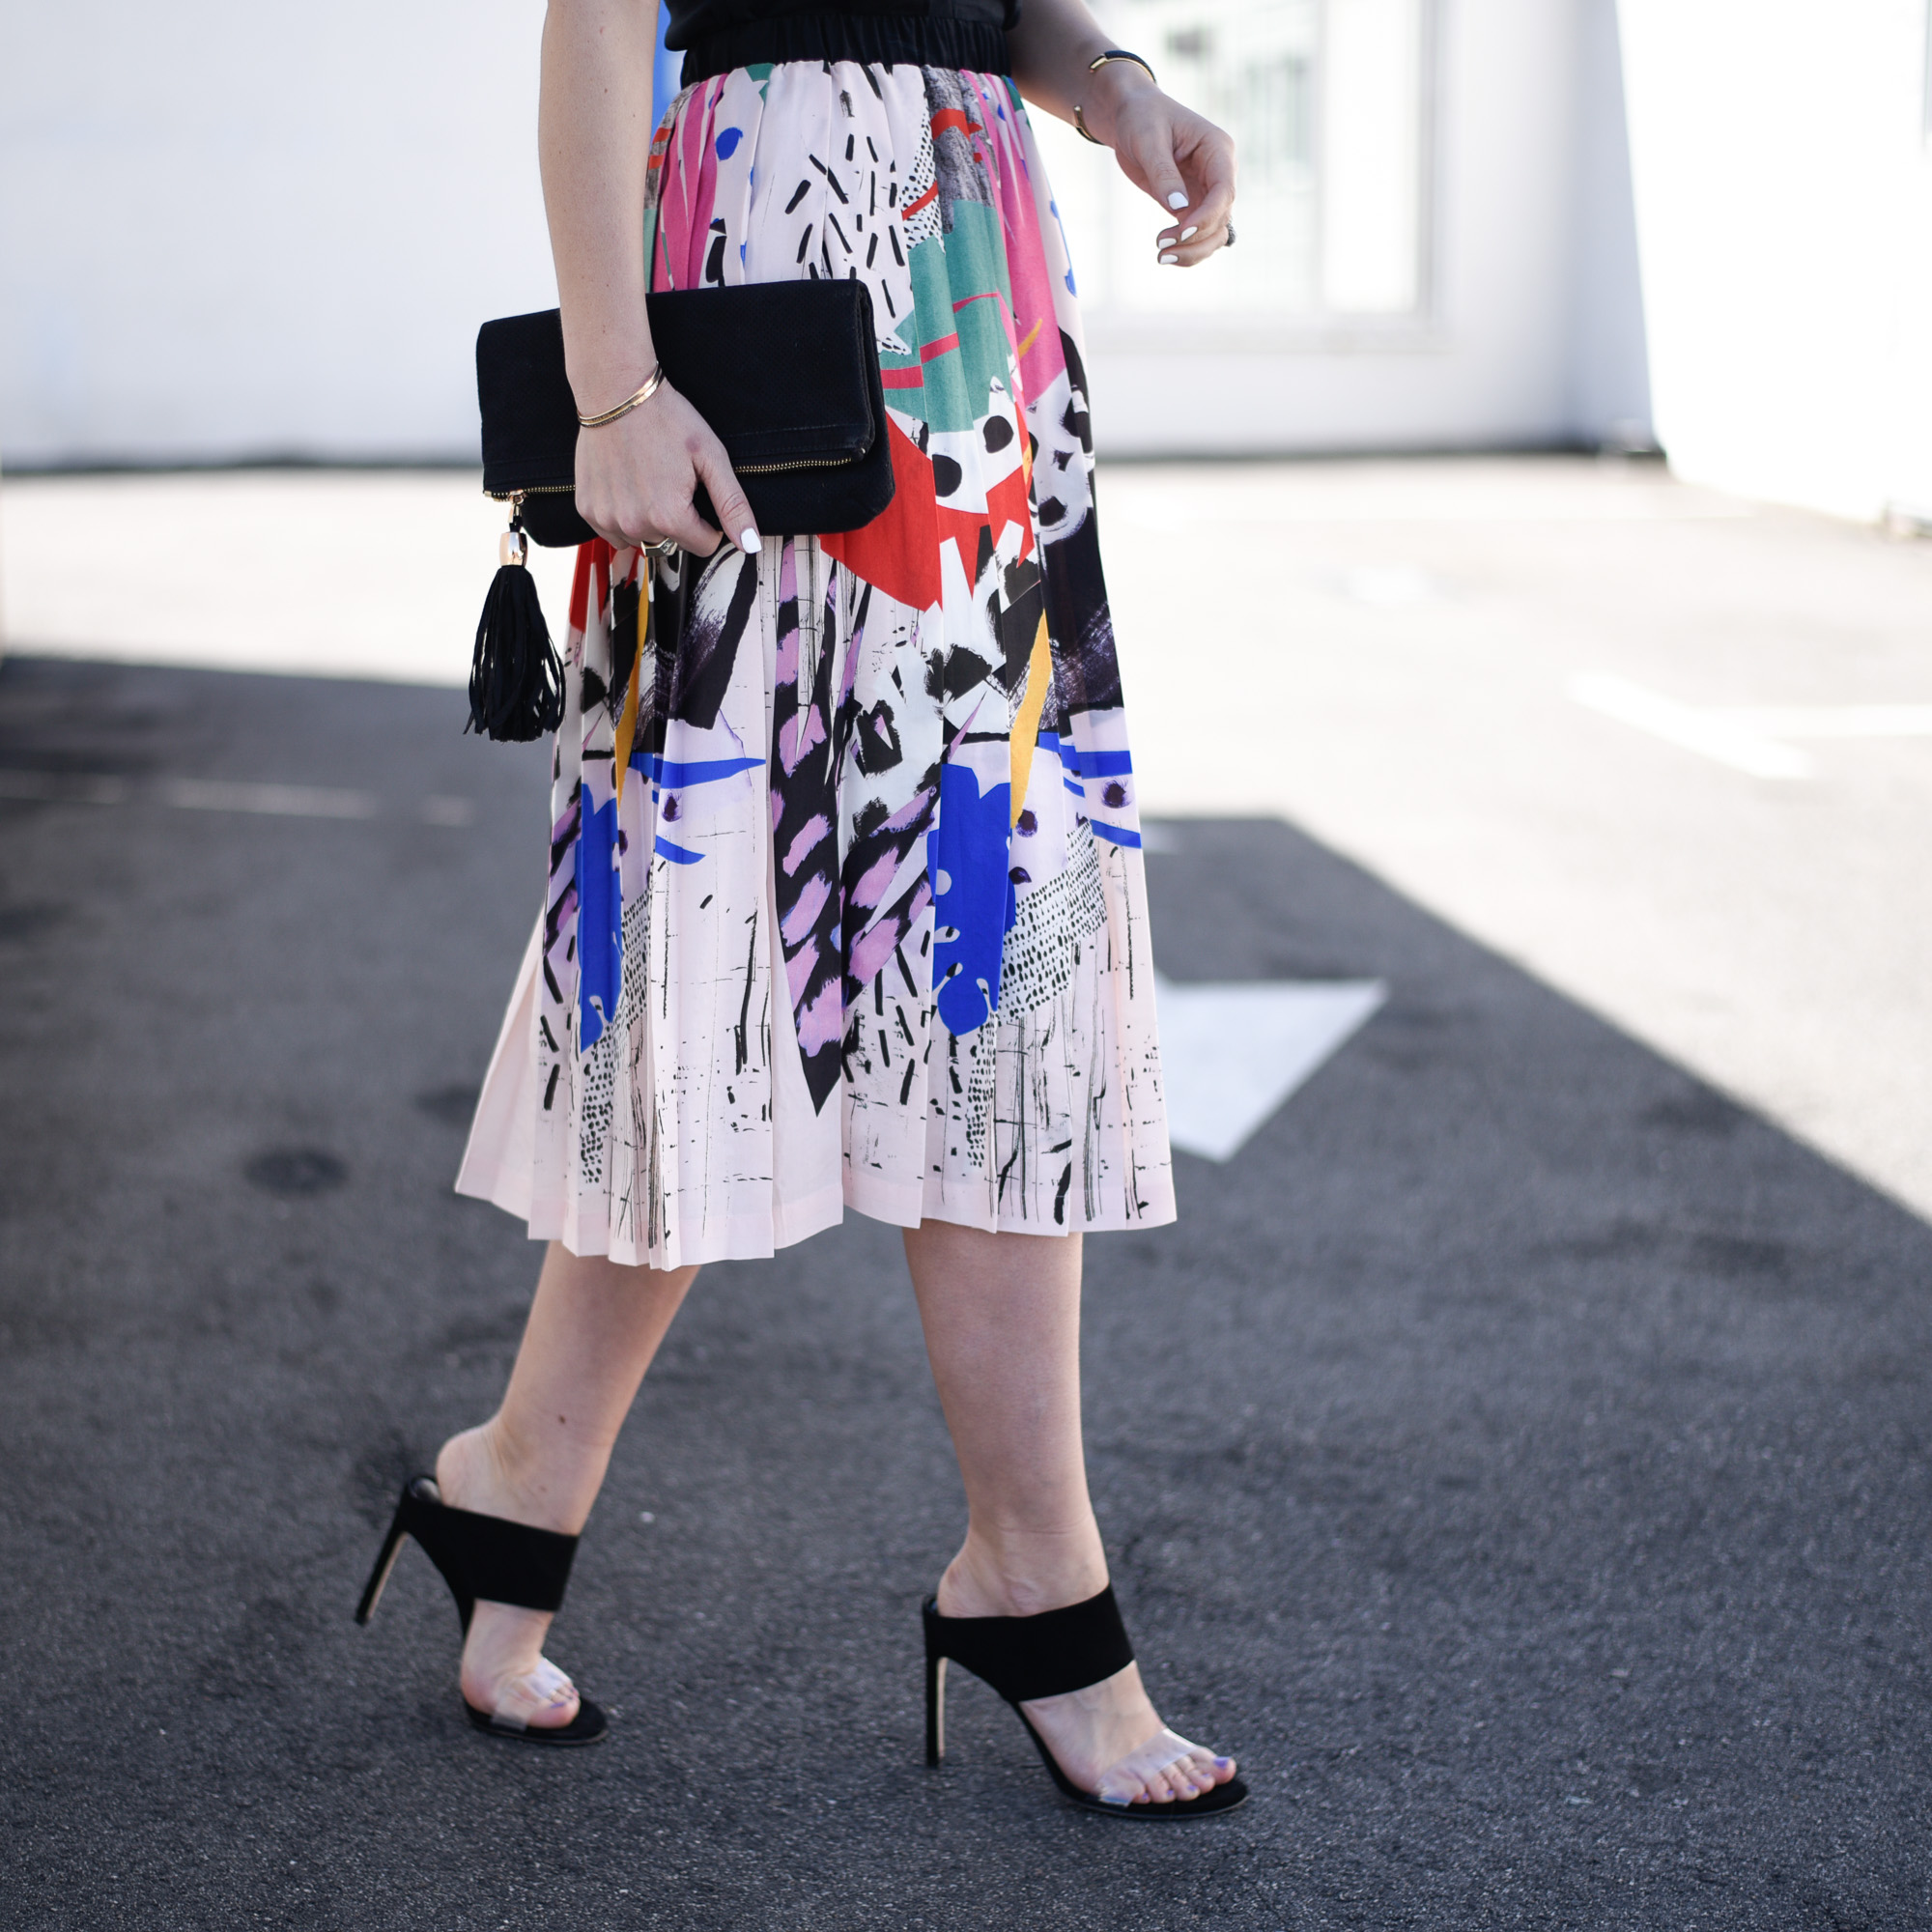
[14,459,1932,1217]
[2,653,1929,1930]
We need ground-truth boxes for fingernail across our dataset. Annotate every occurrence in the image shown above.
[1214,1756,1233,1767]
[1158,252,1178,265]
[739,528,760,554]
[1180,225,1198,241]
[1167,190,1189,210]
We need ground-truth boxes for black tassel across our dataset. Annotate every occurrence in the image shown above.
[468,519,565,743]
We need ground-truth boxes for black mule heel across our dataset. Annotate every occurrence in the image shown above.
[355,1475,608,1747]
[923,1585,1248,1819]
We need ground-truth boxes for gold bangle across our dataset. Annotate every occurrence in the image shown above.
[577,362,666,430]
[1088,48,1157,85]
[1073,49,1157,146]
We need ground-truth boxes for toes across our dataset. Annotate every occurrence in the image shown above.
[496,1657,580,1728]
[526,1659,582,1726]
[1039,1697,1237,1807]
[1138,1746,1227,1804]
[1093,1727,1203,1804]
[1094,1764,1151,1807]
[1171,1747,1236,1797]
[461,1603,570,1721]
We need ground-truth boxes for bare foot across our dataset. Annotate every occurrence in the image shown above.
[434,1426,582,1730]
[936,1546,1238,1805]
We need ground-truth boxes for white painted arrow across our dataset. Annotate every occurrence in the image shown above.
[1153,976,1387,1162]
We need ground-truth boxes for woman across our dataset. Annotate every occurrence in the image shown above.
[359,0,1242,1815]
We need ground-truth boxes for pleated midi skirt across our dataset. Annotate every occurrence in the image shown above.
[457,57,1177,1266]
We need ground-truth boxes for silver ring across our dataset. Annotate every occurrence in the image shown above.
[1224,221,1236,248]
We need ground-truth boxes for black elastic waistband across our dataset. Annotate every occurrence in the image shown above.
[680,14,1009,86]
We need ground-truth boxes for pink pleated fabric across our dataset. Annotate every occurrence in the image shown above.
[457,59,1175,1266]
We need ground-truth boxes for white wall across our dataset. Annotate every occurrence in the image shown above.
[1,2,559,466]
[1077,0,1653,455]
[1619,0,1932,522]
[1568,0,1653,445]
[0,0,1649,466]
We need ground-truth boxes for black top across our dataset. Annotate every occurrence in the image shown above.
[669,0,1019,85]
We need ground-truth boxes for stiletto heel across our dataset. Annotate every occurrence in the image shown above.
[355,1475,608,1747]
[355,1507,411,1627]
[921,1587,1247,1819]
[925,1645,947,1767]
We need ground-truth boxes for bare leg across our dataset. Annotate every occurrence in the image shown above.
[903,1221,1236,1804]
[434,1242,697,1726]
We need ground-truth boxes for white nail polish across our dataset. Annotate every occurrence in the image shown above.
[1158,252,1178,265]
[1167,190,1189,210]
[740,528,760,554]
[1180,225,1198,241]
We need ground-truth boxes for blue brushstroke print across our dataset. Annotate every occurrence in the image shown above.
[928,761,1015,1036]
[574,788,622,1053]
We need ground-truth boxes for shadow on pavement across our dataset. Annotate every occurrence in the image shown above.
[2,656,1927,1930]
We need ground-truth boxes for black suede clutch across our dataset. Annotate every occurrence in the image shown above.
[477,280,895,547]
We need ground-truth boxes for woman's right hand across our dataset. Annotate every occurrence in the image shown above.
[574,379,761,559]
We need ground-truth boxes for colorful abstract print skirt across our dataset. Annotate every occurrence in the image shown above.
[456,59,1175,1266]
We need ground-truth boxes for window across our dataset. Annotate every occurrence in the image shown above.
[1035,0,1434,325]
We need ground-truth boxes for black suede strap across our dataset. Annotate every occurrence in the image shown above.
[403,1479,579,1614]
[925,1585,1136,1703]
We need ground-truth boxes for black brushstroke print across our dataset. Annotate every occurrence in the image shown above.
[997,555,1044,691]
[667,548,757,728]
[1059,330,1094,455]
[770,555,858,1114]
[1038,515,1120,718]
[839,757,940,1010]
[853,697,904,777]
[608,579,640,718]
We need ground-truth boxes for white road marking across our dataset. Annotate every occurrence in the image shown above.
[1572,676,1932,777]
[160,779,381,818]
[0,769,474,823]
[1717,703,1932,739]
[1155,976,1387,1162]
[1113,486,1753,528]
[1568,675,1814,779]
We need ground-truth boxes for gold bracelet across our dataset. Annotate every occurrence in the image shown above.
[1073,49,1158,145]
[577,362,666,430]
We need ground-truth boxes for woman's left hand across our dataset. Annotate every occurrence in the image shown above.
[1105,85,1236,267]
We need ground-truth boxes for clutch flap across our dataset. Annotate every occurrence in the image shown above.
[473,278,893,540]
[648,281,879,466]
[477,310,580,496]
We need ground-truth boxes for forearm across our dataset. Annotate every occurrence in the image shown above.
[539,0,661,415]
[1005,0,1155,145]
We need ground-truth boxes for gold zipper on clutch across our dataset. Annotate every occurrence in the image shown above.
[736,453,859,475]
[487,451,858,498]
